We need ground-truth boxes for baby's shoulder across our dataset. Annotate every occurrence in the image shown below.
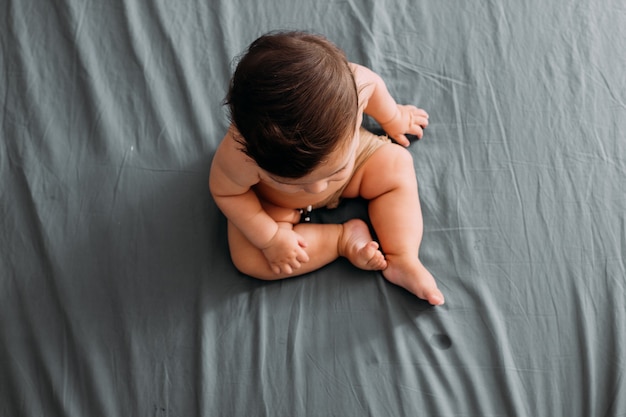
[349,63,377,109]
[211,126,260,189]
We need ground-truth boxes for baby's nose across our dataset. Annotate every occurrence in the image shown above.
[304,181,329,194]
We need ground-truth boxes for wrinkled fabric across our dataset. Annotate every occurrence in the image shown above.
[1,0,625,416]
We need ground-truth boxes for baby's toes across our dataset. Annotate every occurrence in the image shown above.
[364,244,387,270]
[359,241,378,259]
[369,254,387,270]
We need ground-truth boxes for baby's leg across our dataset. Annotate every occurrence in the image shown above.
[227,213,386,280]
[357,144,445,305]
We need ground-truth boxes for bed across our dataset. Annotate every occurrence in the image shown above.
[2,0,625,415]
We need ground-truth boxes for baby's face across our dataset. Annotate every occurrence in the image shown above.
[261,131,360,195]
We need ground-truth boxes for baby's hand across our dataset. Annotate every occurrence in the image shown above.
[261,225,310,275]
[380,105,429,146]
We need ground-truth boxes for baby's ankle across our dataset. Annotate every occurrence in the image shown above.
[336,223,347,258]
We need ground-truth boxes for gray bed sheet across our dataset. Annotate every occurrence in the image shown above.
[2,0,625,415]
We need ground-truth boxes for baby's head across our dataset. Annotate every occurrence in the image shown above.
[226,31,358,179]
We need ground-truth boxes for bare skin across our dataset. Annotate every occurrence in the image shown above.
[339,220,387,271]
[211,63,445,305]
[355,143,443,305]
[227,217,387,280]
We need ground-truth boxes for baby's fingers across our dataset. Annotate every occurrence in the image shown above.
[407,120,426,141]
[271,261,294,275]
[414,107,429,119]
[294,233,310,263]
[270,255,306,275]
[296,245,309,263]
[392,133,411,147]
[288,259,301,271]
[411,114,429,129]
[409,125,425,140]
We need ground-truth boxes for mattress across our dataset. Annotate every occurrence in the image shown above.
[2,0,625,415]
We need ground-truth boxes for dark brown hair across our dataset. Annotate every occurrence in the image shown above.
[225,31,358,178]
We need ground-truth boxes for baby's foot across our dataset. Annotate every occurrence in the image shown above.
[338,219,388,271]
[383,255,445,306]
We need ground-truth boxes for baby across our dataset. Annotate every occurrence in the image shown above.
[210,31,444,305]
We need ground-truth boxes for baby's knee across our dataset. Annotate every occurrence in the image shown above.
[377,144,417,181]
[227,222,275,280]
[229,249,253,276]
[389,144,415,168]
[229,250,276,281]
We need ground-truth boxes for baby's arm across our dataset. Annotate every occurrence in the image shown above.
[209,134,309,274]
[351,63,429,146]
